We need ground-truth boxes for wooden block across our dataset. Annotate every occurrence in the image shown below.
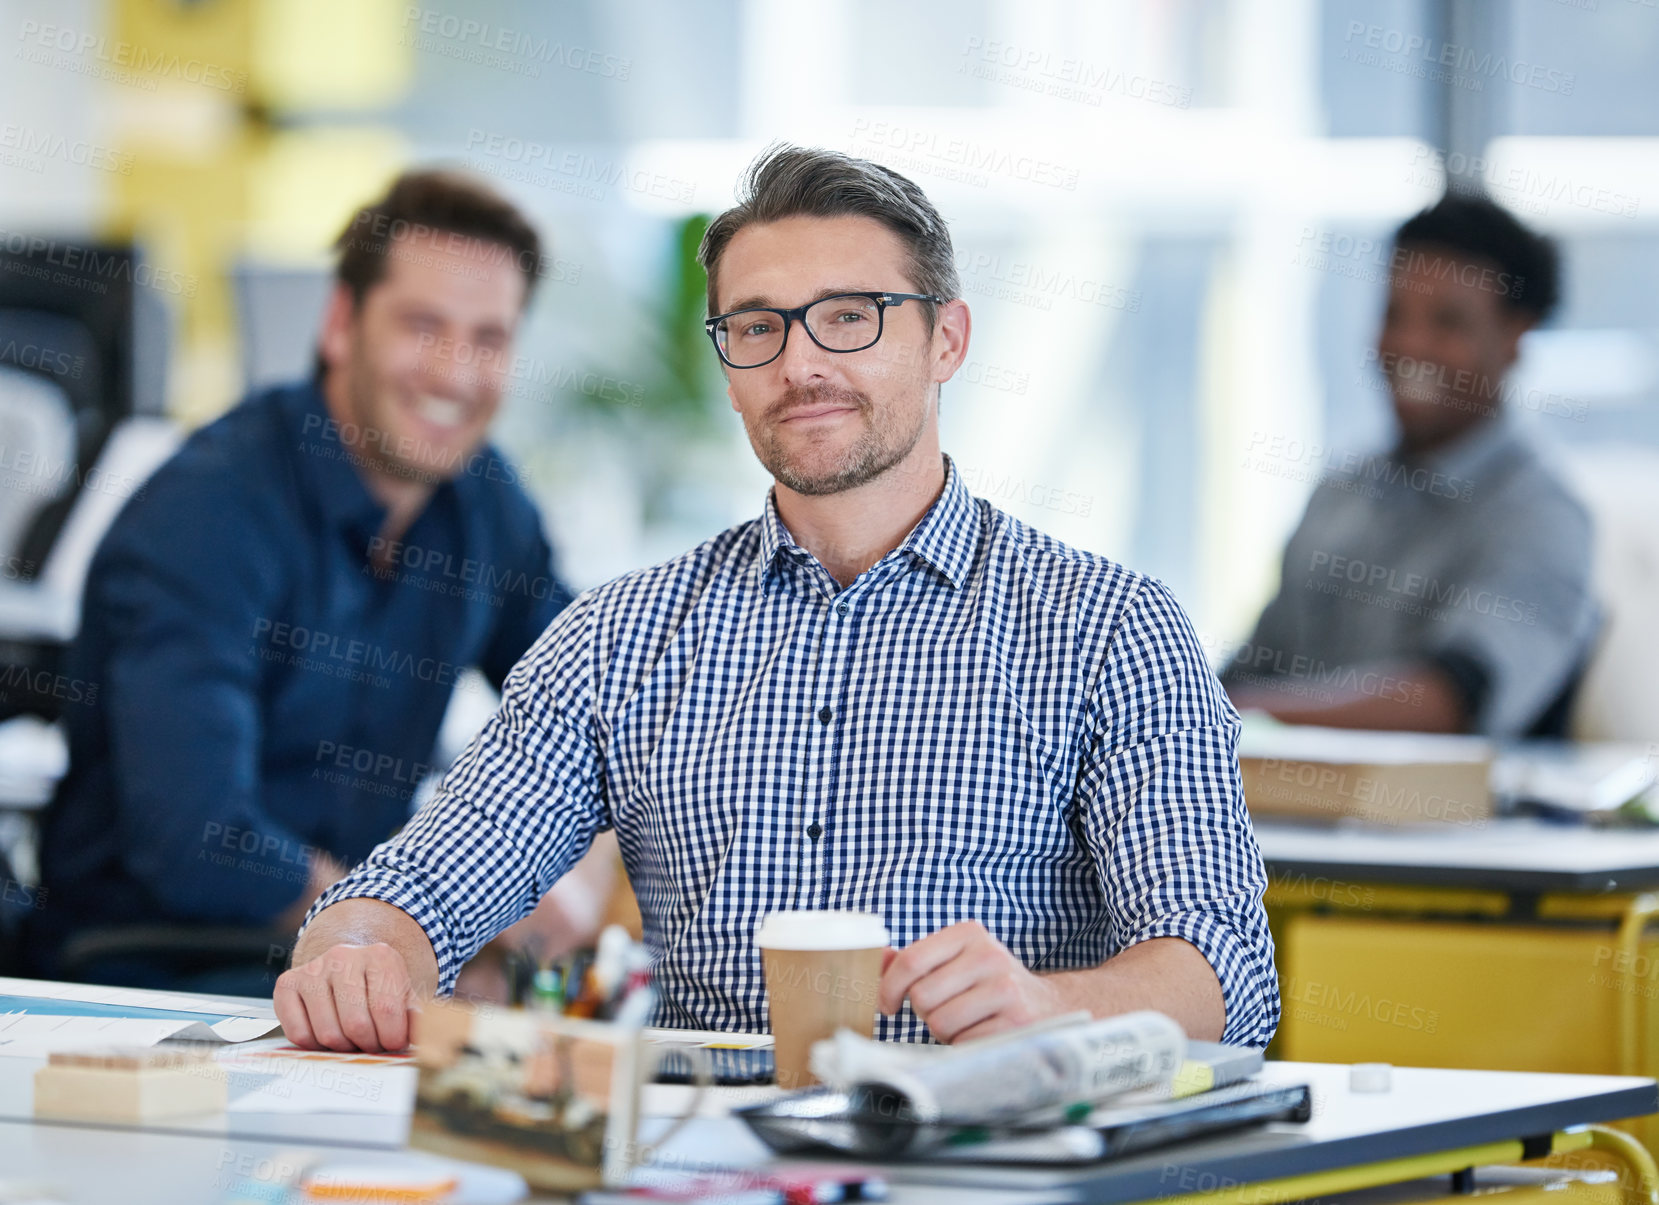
[47,1044,214,1071]
[34,1045,227,1123]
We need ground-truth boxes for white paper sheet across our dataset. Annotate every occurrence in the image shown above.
[217,1042,416,1117]
[0,977,277,1020]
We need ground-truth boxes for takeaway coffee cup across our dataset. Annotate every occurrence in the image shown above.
[756,910,890,1090]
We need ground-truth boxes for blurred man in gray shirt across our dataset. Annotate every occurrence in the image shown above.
[1224,194,1596,737]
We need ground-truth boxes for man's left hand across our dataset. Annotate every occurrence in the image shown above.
[877,920,1064,1043]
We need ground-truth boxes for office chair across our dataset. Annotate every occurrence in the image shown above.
[0,240,154,718]
[0,242,276,988]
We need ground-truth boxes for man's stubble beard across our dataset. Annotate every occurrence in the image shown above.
[341,341,457,487]
[1387,359,1502,447]
[747,382,928,497]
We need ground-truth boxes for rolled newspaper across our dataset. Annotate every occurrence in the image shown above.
[818,1010,1185,1127]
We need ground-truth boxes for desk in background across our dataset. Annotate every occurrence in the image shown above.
[1258,819,1659,1151]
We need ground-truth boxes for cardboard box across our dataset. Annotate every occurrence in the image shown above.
[1237,723,1493,828]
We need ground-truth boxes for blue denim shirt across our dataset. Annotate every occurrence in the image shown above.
[32,381,571,968]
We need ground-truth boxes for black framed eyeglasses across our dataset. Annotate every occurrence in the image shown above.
[704,291,943,369]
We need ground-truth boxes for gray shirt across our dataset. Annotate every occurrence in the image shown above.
[1224,417,1597,737]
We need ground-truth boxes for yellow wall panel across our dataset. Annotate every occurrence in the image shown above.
[1280,915,1642,1076]
[244,128,409,261]
[253,0,412,111]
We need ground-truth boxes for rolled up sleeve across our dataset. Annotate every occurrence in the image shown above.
[1077,579,1280,1048]
[1420,490,1596,737]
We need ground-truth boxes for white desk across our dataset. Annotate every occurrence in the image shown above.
[0,1054,1651,1203]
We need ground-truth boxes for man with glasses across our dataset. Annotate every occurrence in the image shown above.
[278,146,1279,1053]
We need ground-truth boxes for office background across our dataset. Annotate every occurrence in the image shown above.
[2,0,1657,736]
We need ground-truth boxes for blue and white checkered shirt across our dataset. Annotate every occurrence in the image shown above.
[309,459,1280,1047]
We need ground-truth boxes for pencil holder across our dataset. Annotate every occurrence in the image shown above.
[408,994,708,1191]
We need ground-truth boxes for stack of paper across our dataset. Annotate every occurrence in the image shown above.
[0,978,281,1057]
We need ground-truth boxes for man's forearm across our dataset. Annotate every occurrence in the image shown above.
[292,897,441,999]
[1042,936,1226,1041]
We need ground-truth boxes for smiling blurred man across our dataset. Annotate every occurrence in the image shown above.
[1224,194,1596,736]
[280,146,1278,1055]
[29,170,614,993]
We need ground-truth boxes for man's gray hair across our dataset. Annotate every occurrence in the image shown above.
[699,144,960,330]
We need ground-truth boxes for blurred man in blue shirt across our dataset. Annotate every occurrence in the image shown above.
[30,170,607,991]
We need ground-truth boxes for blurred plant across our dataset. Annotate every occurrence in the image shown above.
[551,213,736,524]
[563,213,724,436]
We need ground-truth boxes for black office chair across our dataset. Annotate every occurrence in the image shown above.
[1522,611,1602,740]
[0,843,26,976]
[0,242,290,991]
[0,241,138,721]
[54,926,296,992]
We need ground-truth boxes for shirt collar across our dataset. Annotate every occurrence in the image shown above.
[1397,415,1522,489]
[755,455,978,593]
[897,455,977,588]
[282,382,392,550]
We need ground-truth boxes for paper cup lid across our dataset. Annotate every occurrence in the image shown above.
[755,910,889,950]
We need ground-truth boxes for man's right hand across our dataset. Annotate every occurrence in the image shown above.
[274,942,419,1052]
[276,897,440,1052]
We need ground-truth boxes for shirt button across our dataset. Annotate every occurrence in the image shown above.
[835,602,850,617]
[817,706,833,724]
[806,822,823,840]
